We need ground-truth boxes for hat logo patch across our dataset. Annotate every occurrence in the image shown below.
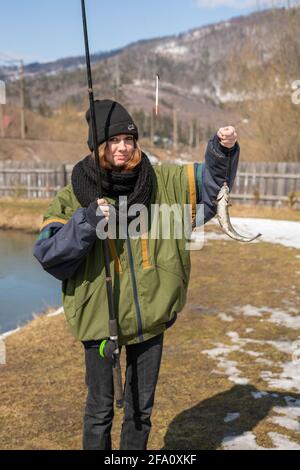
[128,124,135,131]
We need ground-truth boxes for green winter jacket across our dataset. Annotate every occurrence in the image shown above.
[34,137,240,345]
[37,163,200,345]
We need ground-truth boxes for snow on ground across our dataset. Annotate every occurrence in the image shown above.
[261,362,300,391]
[218,313,234,322]
[0,307,64,340]
[231,305,300,330]
[204,306,300,449]
[202,335,249,385]
[204,218,300,250]
[46,307,64,318]
[223,431,300,450]
[268,433,300,450]
[223,432,267,450]
[224,412,240,423]
[155,42,188,57]
[0,327,21,341]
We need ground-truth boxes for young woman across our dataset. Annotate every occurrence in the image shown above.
[34,99,239,450]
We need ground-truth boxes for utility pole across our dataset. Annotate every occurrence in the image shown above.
[189,120,194,148]
[150,107,155,145]
[19,60,26,139]
[195,119,200,149]
[173,107,178,151]
[0,80,5,138]
[114,55,121,101]
[0,105,3,138]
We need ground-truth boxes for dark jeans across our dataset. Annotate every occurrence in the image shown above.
[83,333,164,450]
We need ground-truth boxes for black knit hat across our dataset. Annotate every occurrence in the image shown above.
[86,99,139,151]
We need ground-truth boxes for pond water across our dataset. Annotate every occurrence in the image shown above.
[0,230,61,334]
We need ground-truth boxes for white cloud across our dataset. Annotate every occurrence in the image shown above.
[196,0,257,8]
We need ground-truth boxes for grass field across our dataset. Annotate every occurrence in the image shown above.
[0,224,299,450]
[0,198,51,232]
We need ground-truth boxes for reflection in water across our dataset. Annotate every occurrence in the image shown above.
[0,230,61,334]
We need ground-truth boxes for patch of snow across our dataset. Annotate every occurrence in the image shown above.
[246,328,254,333]
[155,42,188,57]
[0,327,21,341]
[267,340,298,355]
[233,377,249,385]
[230,218,300,250]
[267,311,300,330]
[0,306,64,341]
[246,351,262,358]
[218,313,234,322]
[284,396,300,406]
[269,397,300,431]
[227,331,240,341]
[261,362,300,391]
[223,430,300,450]
[191,86,201,96]
[251,391,270,399]
[232,305,300,331]
[202,344,239,358]
[47,307,64,317]
[202,340,249,385]
[234,305,263,317]
[270,416,300,432]
[208,217,300,249]
[204,328,300,393]
[268,433,300,450]
[223,432,266,450]
[255,358,275,366]
[202,231,229,242]
[224,412,240,423]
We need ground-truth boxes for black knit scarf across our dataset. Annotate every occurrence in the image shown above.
[71,152,154,219]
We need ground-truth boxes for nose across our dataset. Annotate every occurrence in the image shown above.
[118,139,126,151]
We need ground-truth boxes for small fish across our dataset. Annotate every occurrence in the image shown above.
[216,182,262,243]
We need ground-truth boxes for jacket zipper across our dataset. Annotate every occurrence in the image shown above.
[126,237,144,342]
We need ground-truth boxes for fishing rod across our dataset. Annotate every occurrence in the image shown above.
[80,0,124,409]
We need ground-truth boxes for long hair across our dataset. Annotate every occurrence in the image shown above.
[97,140,142,171]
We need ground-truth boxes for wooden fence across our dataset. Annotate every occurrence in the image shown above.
[0,160,299,208]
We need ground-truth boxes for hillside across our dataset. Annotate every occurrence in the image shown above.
[1,7,300,163]
[1,9,297,109]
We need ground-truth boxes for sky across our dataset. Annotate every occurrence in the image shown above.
[0,0,265,64]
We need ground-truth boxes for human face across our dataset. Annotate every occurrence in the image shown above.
[105,134,135,168]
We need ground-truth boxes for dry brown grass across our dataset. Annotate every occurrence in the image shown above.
[0,233,299,450]
[0,198,51,233]
[230,204,300,222]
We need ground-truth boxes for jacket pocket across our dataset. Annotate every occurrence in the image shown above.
[75,280,100,312]
[155,263,187,286]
